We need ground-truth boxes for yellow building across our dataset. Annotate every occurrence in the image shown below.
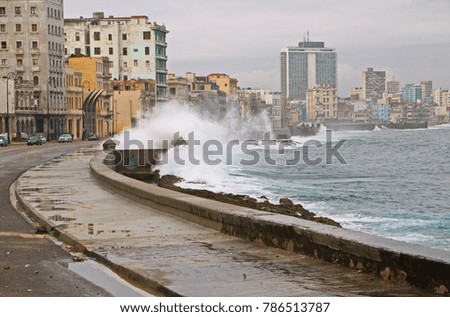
[208,73,238,96]
[110,79,156,133]
[67,54,112,139]
[65,67,83,139]
[306,85,338,122]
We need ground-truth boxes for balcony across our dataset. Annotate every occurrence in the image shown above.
[155,40,167,47]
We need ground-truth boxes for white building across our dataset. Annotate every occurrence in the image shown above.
[64,12,169,102]
[0,0,65,139]
[433,88,449,107]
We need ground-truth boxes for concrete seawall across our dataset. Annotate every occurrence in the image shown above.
[91,151,450,294]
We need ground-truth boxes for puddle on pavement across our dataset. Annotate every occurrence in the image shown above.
[48,214,77,222]
[67,260,153,297]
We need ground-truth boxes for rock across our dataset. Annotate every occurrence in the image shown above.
[158,175,184,189]
[279,198,295,206]
[380,267,391,280]
[158,175,341,227]
[435,285,449,295]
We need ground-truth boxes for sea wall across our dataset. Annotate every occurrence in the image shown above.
[91,151,450,294]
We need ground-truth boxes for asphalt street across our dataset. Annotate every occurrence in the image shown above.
[0,142,111,296]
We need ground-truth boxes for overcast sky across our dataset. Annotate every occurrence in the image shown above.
[65,0,450,96]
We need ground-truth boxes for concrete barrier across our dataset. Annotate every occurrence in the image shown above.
[91,151,450,294]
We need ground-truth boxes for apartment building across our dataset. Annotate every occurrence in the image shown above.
[64,12,168,102]
[0,0,65,139]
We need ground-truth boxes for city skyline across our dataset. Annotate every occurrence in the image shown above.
[64,0,450,95]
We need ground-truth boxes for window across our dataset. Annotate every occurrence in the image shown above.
[1,59,7,66]
[94,32,100,41]
[145,60,150,68]
[133,60,138,67]
[94,47,101,55]
[122,34,127,41]
[33,76,39,86]
[123,47,128,55]
[0,24,5,32]
[123,62,127,68]
[16,41,22,48]
[145,47,150,55]
[17,59,23,66]
[108,34,112,41]
[15,7,21,15]
[33,58,38,66]
[133,48,138,52]
[1,41,7,49]
[31,24,38,32]
[31,6,37,15]
[143,31,151,40]
[109,47,113,55]
[16,24,22,32]
[0,7,5,15]
[75,32,80,41]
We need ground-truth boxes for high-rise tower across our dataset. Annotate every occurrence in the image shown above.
[281,40,337,101]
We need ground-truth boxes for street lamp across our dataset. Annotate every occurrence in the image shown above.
[2,72,16,144]
[47,77,55,141]
[82,80,90,140]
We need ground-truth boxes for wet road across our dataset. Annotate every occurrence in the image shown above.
[0,142,111,296]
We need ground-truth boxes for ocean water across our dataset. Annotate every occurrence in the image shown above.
[160,121,450,251]
[118,104,449,252]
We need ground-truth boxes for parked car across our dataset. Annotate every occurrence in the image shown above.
[58,134,73,143]
[37,135,47,144]
[0,136,7,147]
[27,136,43,146]
[88,134,99,141]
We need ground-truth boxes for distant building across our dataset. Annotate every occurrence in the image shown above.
[167,74,191,103]
[420,81,433,99]
[281,40,337,101]
[371,104,391,124]
[386,76,400,95]
[266,93,282,129]
[337,102,354,122]
[110,79,156,133]
[403,84,422,104]
[362,68,386,101]
[433,88,449,107]
[306,84,338,122]
[208,73,238,97]
[349,87,363,100]
[64,12,169,102]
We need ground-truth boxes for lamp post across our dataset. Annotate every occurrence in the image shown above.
[47,77,55,141]
[3,72,16,144]
[82,80,90,140]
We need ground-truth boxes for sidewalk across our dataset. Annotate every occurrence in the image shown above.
[15,148,429,296]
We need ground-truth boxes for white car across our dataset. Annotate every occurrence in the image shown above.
[58,134,73,143]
